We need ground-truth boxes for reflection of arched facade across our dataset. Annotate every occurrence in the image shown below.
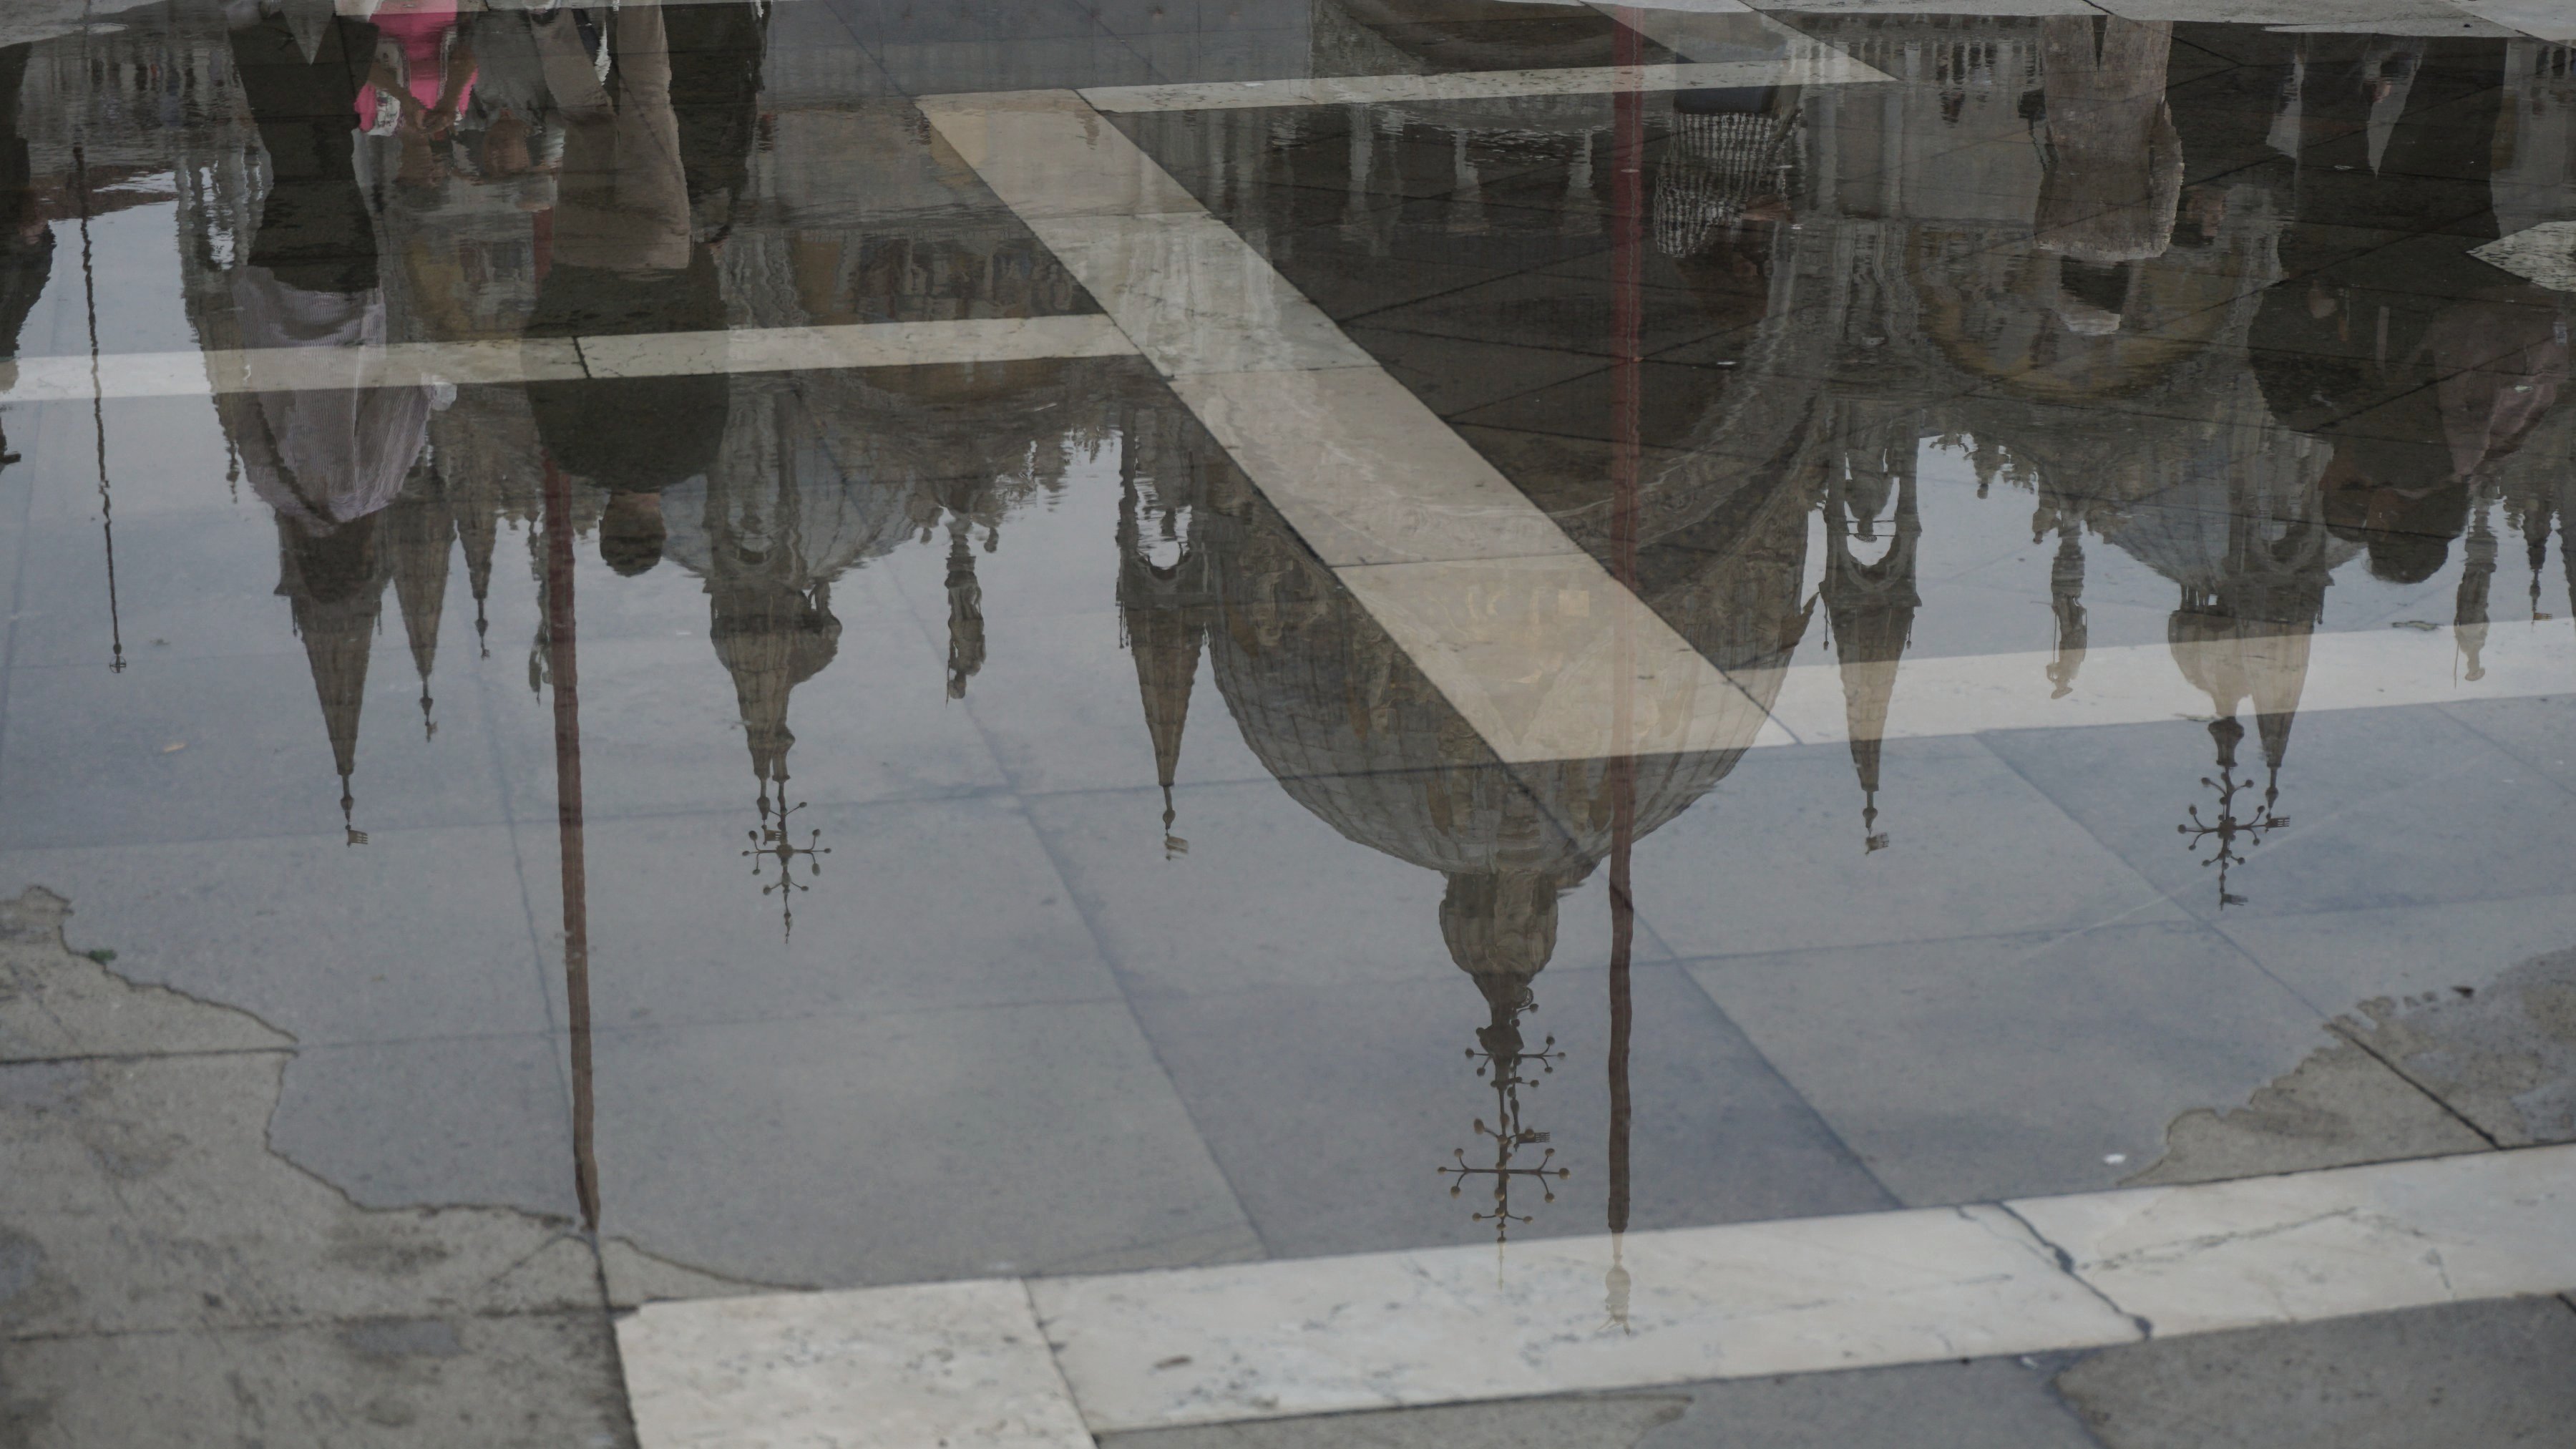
[1113,309,1816,1228]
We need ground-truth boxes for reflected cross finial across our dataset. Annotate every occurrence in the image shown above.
[743,788,829,942]
[2177,717,2286,910]
[1438,1025,1569,1242]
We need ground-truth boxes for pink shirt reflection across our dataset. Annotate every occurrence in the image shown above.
[356,1,474,132]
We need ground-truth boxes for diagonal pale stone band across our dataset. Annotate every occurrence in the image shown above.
[914,86,1815,766]
[616,1143,2576,1447]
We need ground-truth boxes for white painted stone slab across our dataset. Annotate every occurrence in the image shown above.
[1169,366,1581,566]
[1032,1206,2137,1433]
[1751,0,2099,14]
[1025,214,1375,377]
[919,90,1204,219]
[1340,554,1796,764]
[1079,55,1884,114]
[2090,0,2506,25]
[2012,1145,2576,1339]
[575,316,1136,379]
[1,320,1133,404]
[3,338,587,403]
[619,1279,1091,1449]
[2476,222,2576,294]
[1760,627,2576,748]
[2449,0,2576,39]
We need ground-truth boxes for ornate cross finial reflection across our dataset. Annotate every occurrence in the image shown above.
[2177,717,2286,909]
[743,791,829,941]
[1438,1018,1568,1241]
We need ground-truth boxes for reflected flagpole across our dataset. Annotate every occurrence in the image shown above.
[542,455,600,1234]
[1604,6,1646,1327]
[72,142,123,674]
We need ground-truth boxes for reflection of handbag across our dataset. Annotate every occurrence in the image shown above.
[1653,108,1800,258]
[365,39,409,135]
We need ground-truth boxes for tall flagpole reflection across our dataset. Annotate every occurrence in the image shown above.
[543,455,599,1233]
[1604,4,1646,1330]
[72,142,124,675]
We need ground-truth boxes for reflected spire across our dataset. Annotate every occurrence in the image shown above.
[1820,437,1921,853]
[279,519,388,847]
[442,454,499,660]
[710,574,841,939]
[945,518,987,700]
[1118,441,1208,859]
[2455,496,2496,681]
[2519,492,2553,621]
[385,471,457,741]
[2044,517,2089,698]
[2167,523,2322,909]
[1435,872,1570,1241]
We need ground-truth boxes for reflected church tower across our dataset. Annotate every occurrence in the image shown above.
[1160,386,1818,1239]
[275,502,389,846]
[2126,472,2348,909]
[1818,411,1922,852]
[1115,400,1220,857]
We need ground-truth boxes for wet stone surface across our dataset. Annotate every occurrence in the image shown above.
[3,0,2576,1443]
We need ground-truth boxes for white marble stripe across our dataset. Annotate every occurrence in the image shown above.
[2009,1146,2576,1339]
[917,91,1209,220]
[1023,215,1377,377]
[575,315,1136,379]
[1076,54,1887,114]
[918,96,1781,766]
[619,1279,1091,1449]
[1755,626,2576,750]
[614,1145,2576,1445]
[0,318,1135,404]
[2445,0,2576,40]
[1,338,587,404]
[1166,368,1582,564]
[1340,554,1800,762]
[1035,1203,2133,1433]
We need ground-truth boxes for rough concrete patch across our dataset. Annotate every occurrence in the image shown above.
[0,887,597,1339]
[0,1311,636,1449]
[2340,946,2576,1146]
[338,1317,467,1362]
[3,1046,600,1338]
[0,887,288,1062]
[0,1226,53,1310]
[2124,1038,2489,1187]
[2057,1297,2576,1449]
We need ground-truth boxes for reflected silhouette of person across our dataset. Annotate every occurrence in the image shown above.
[223,4,436,535]
[0,42,55,464]
[517,4,742,575]
[2250,36,2564,584]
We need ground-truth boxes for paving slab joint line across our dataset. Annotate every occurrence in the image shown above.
[1992,1199,2155,1341]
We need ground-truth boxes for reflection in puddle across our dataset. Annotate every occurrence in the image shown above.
[0,3,2574,1301]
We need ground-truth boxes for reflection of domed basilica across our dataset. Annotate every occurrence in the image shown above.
[27,0,2576,1245]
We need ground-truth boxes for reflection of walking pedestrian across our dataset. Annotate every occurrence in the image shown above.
[222,5,434,540]
[0,42,57,464]
[2031,16,2181,267]
[2250,38,2564,584]
[537,4,690,273]
[519,6,727,577]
